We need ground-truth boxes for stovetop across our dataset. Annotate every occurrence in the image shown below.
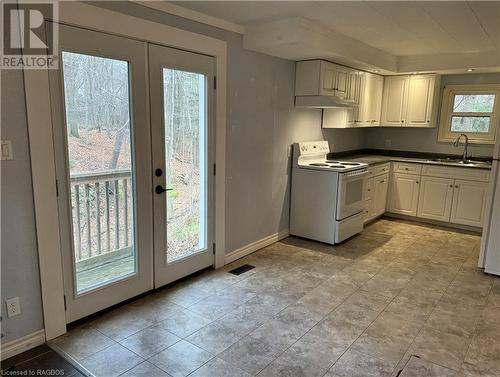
[298,159,368,172]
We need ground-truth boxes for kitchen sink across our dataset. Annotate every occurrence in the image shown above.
[427,158,491,168]
[430,158,462,163]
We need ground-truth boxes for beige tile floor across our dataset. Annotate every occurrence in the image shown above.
[50,218,500,377]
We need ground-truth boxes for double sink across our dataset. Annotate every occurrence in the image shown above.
[426,157,492,168]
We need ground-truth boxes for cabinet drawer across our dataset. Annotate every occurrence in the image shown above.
[393,162,422,175]
[369,163,390,177]
[421,165,490,182]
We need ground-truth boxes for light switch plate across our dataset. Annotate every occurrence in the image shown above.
[1,140,13,160]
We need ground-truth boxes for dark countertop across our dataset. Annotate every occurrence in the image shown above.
[327,149,492,170]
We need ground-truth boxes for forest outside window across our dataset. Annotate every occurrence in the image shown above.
[438,84,500,144]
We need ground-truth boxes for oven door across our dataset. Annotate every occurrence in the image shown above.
[337,169,367,220]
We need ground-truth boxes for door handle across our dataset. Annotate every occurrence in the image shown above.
[155,185,173,194]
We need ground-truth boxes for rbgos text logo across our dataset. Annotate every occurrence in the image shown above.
[1,1,58,69]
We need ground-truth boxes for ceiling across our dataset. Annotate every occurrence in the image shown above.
[170,1,500,73]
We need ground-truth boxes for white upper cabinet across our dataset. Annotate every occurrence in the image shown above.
[381,75,409,126]
[406,75,436,126]
[381,74,440,128]
[342,72,383,128]
[296,60,353,99]
[365,73,384,126]
[345,70,360,104]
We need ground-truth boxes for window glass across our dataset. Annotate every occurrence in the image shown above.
[452,94,495,113]
[450,116,490,133]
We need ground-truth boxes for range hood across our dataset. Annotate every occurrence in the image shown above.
[295,95,358,108]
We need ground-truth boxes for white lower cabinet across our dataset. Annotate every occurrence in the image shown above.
[389,173,420,216]
[417,176,454,222]
[450,180,489,227]
[388,163,489,228]
[364,169,389,223]
[373,173,389,217]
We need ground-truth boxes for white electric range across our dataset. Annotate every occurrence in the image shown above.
[290,141,368,244]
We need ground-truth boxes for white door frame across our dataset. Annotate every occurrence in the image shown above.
[24,2,226,340]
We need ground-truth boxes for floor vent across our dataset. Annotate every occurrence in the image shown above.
[229,264,255,275]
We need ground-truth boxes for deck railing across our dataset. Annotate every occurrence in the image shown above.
[70,169,133,263]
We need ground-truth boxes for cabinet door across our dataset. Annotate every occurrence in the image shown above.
[417,176,454,221]
[365,177,374,201]
[320,61,336,95]
[345,70,360,103]
[364,199,374,222]
[381,75,409,126]
[450,180,489,227]
[356,72,371,126]
[389,173,420,216]
[373,173,389,216]
[406,74,435,127]
[368,74,384,126]
[334,65,349,98]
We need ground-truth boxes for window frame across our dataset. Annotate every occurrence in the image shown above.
[438,84,500,144]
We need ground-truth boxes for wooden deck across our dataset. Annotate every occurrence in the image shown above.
[76,255,135,292]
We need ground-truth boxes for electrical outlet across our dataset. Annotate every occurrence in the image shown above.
[1,140,13,160]
[6,297,21,318]
[385,139,392,147]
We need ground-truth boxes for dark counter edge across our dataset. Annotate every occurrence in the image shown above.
[328,148,493,163]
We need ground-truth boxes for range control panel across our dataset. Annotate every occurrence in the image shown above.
[296,141,330,155]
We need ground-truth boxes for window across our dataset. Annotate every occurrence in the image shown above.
[438,84,500,144]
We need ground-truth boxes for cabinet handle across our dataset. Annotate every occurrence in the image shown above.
[401,120,404,123]
[455,185,459,188]
[381,180,386,183]
[449,185,453,188]
[426,120,430,123]
[367,189,371,192]
[405,168,409,170]
[416,181,420,184]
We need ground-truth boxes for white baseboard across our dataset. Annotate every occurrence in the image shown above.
[1,329,46,361]
[225,229,290,265]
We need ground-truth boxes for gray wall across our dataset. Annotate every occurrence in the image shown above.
[363,73,500,157]
[1,70,44,343]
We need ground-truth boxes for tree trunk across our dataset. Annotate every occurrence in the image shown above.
[109,121,128,169]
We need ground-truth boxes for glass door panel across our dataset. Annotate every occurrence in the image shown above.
[163,69,207,263]
[150,43,214,287]
[61,51,136,293]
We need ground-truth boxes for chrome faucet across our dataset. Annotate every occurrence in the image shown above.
[453,134,469,163]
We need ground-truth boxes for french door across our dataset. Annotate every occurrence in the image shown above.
[149,45,215,287]
[51,25,214,322]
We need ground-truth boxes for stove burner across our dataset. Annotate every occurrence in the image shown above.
[309,163,329,167]
[329,164,347,168]
[341,162,361,166]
